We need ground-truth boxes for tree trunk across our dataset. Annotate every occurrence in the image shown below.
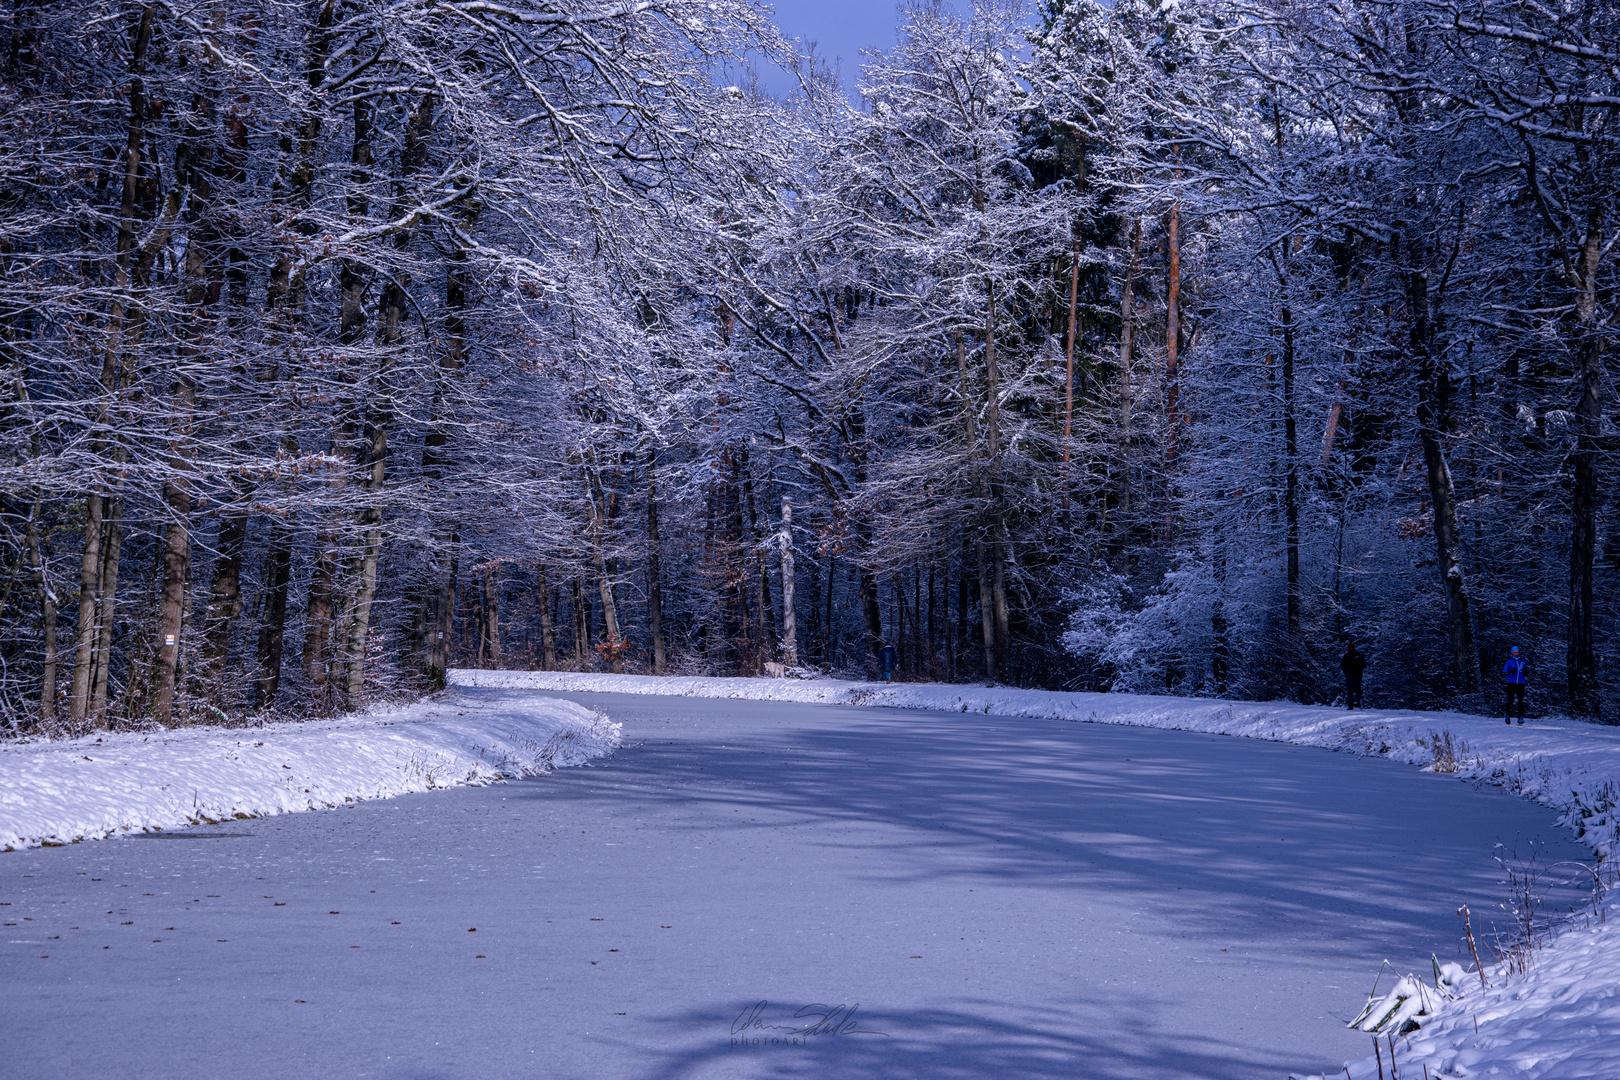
[538,565,557,671]
[927,561,937,680]
[859,565,882,680]
[256,525,293,706]
[913,564,922,678]
[67,493,103,721]
[1411,263,1479,694]
[572,576,588,667]
[1116,218,1142,528]
[1165,200,1183,507]
[992,519,1010,676]
[957,335,995,681]
[89,497,122,722]
[1212,530,1229,693]
[585,461,623,673]
[984,281,1010,671]
[482,568,501,669]
[1062,236,1079,511]
[343,92,430,705]
[343,418,385,702]
[845,397,882,678]
[152,380,196,724]
[976,538,996,681]
[67,4,152,725]
[647,457,666,674]
[423,537,456,689]
[824,555,836,668]
[202,507,246,679]
[26,495,57,724]
[303,524,339,706]
[1163,190,1189,587]
[892,577,905,678]
[743,465,774,669]
[805,547,823,667]
[1567,215,1605,714]
[779,496,797,667]
[420,204,476,689]
[338,97,373,348]
[1280,261,1300,662]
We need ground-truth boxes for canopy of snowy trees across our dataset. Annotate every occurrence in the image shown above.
[2,0,1617,733]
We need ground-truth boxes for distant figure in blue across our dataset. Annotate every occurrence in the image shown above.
[1502,646,1528,725]
[1340,640,1367,709]
[879,642,897,682]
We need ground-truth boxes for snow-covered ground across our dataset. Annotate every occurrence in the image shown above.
[0,688,620,853]
[456,670,1620,1080]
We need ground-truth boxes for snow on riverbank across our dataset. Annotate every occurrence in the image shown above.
[0,688,620,852]
[1321,917,1620,1079]
[456,669,1620,1080]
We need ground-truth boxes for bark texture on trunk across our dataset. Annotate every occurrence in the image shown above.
[303,524,339,704]
[537,565,557,671]
[779,496,797,668]
[342,92,432,704]
[1116,218,1142,528]
[256,526,293,705]
[420,209,473,689]
[1165,200,1182,494]
[202,507,246,679]
[1410,261,1479,693]
[481,568,501,669]
[89,498,121,721]
[572,576,588,666]
[976,537,996,681]
[26,495,57,724]
[745,468,774,669]
[1062,236,1079,510]
[67,494,103,720]
[647,458,666,674]
[984,282,1009,672]
[586,461,623,672]
[151,472,192,722]
[859,565,883,680]
[1566,213,1605,714]
[343,417,386,701]
[68,9,152,724]
[1280,258,1299,658]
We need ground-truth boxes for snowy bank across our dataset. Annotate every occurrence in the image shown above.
[0,686,620,852]
[1314,919,1620,1079]
[456,670,1620,1080]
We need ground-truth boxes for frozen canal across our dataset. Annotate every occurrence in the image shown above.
[0,690,1592,1079]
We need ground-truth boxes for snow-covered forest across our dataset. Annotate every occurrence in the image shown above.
[1,0,1616,733]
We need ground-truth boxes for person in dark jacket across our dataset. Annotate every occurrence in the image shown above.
[1503,646,1528,725]
[1341,640,1367,709]
[879,642,897,682]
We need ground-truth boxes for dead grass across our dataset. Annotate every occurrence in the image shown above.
[1421,729,1472,773]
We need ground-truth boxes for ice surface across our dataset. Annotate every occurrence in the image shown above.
[458,670,1620,860]
[456,673,1620,1080]
[0,686,1600,1079]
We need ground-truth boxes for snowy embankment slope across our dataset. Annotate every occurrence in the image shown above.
[458,669,1620,1080]
[0,687,620,852]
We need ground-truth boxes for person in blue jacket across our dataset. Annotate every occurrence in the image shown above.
[879,642,897,682]
[1502,646,1527,725]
